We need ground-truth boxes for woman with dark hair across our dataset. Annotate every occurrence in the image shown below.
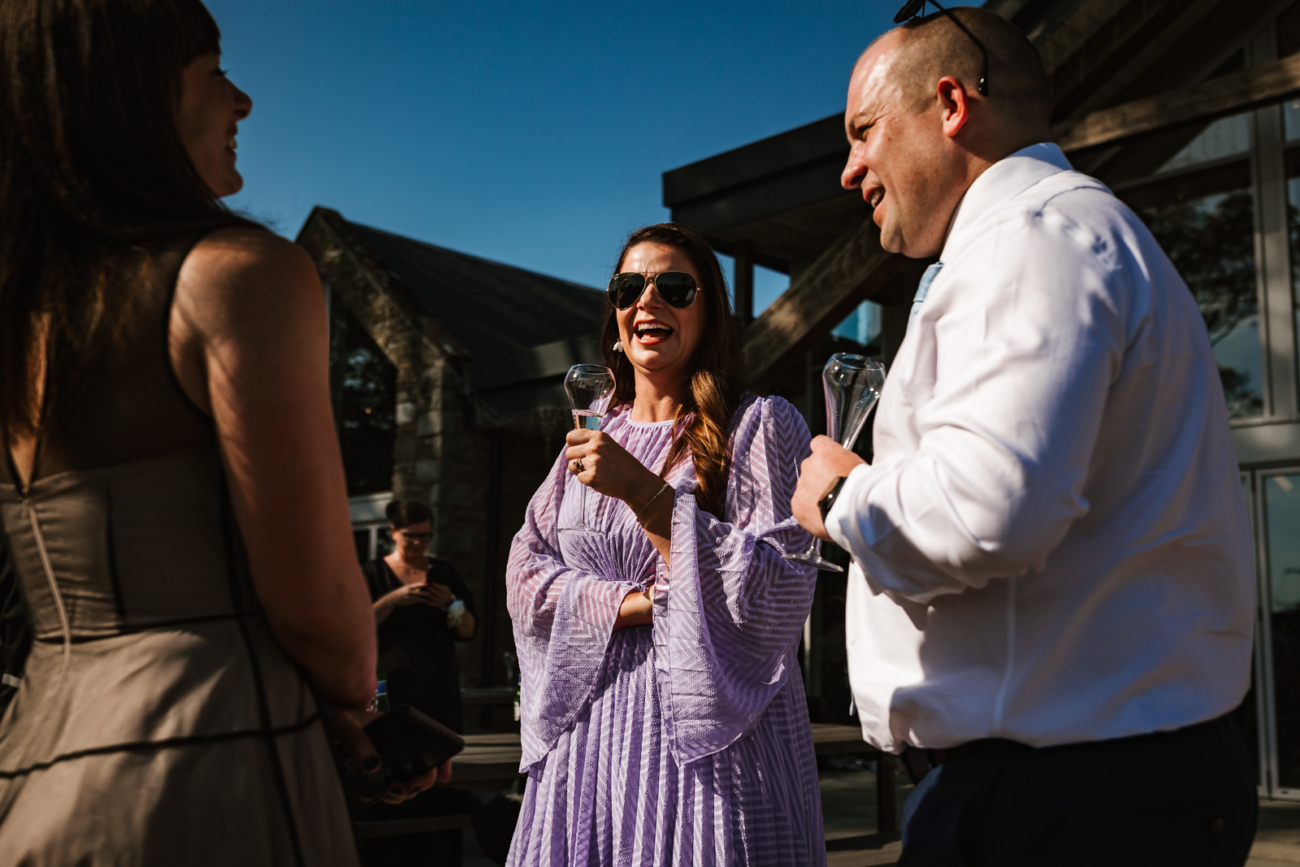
[0,1,428,863]
[363,500,476,732]
[356,500,476,866]
[506,224,826,865]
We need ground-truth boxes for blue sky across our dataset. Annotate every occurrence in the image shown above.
[210,0,898,311]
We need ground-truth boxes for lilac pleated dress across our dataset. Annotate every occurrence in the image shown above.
[506,394,826,867]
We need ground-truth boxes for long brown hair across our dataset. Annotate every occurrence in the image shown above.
[0,0,259,440]
[599,224,741,517]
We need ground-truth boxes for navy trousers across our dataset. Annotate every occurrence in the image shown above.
[898,715,1258,867]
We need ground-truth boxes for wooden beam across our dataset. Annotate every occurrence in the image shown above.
[1053,0,1223,125]
[1055,51,1300,152]
[739,218,924,384]
[733,239,755,324]
[738,3,1293,382]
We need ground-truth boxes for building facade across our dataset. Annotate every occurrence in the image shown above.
[297,207,605,729]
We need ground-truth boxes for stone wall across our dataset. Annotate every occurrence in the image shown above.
[299,209,571,707]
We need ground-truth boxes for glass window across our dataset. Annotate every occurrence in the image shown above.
[1281,149,1300,400]
[832,300,883,349]
[329,294,397,496]
[1232,474,1261,782]
[1119,160,1263,418]
[1264,473,1300,788]
[1156,115,1251,174]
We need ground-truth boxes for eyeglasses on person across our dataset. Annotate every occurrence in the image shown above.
[894,0,990,96]
[396,531,432,543]
[607,271,700,310]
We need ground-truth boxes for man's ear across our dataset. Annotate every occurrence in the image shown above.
[936,76,972,139]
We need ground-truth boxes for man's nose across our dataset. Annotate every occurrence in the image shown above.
[842,153,867,190]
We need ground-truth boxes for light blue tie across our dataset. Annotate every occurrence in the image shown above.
[908,263,943,334]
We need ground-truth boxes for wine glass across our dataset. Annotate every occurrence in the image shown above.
[560,364,616,535]
[785,353,887,572]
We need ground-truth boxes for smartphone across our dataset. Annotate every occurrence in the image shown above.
[363,704,465,784]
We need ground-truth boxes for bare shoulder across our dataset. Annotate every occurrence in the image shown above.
[175,227,323,338]
[180,227,319,297]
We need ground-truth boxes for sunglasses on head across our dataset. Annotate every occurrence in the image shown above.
[894,0,990,96]
[607,271,700,310]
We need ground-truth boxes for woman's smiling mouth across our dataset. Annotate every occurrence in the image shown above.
[634,321,674,344]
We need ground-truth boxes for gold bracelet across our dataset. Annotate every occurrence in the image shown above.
[635,482,673,518]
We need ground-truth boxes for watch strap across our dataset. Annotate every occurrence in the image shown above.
[818,476,849,522]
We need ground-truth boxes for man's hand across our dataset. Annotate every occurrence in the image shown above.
[792,436,867,541]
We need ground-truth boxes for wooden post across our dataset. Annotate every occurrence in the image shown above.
[876,751,897,834]
[733,240,755,324]
[479,427,504,728]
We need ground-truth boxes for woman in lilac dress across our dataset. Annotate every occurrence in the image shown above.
[506,224,826,866]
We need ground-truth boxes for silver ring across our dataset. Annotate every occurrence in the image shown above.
[572,459,584,474]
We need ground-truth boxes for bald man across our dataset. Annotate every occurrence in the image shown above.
[791,8,1257,866]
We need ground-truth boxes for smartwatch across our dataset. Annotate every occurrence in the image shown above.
[818,476,849,522]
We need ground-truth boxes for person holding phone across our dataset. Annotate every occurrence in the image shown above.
[358,500,476,867]
[0,1,438,863]
[364,500,476,733]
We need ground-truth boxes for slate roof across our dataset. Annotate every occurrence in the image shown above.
[341,219,606,363]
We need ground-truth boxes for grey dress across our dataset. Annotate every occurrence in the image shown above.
[0,237,358,865]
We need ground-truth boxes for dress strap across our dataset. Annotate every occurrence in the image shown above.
[160,230,219,424]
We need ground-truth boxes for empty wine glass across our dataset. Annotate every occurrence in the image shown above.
[560,364,616,535]
[785,353,887,572]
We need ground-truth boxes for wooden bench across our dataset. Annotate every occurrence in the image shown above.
[810,723,898,833]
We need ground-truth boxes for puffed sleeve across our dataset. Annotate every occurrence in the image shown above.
[653,395,818,764]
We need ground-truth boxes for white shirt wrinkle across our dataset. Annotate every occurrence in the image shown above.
[830,142,1255,751]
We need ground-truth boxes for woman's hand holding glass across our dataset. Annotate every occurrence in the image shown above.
[565,429,665,509]
[566,429,667,630]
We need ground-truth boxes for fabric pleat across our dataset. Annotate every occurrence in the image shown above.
[506,395,825,867]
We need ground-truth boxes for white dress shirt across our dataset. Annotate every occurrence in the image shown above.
[827,143,1255,752]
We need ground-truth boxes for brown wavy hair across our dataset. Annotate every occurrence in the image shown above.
[0,0,259,441]
[600,224,741,517]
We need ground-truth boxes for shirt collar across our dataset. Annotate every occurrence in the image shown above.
[940,142,1074,260]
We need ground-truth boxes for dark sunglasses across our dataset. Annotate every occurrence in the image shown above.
[894,0,990,96]
[607,271,700,310]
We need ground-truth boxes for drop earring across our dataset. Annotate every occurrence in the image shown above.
[612,340,624,353]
